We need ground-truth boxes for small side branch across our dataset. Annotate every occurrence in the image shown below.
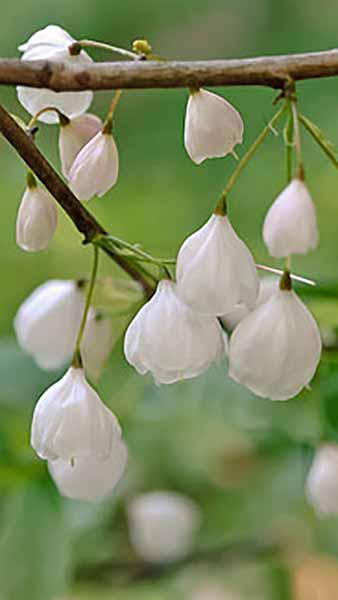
[0,49,338,91]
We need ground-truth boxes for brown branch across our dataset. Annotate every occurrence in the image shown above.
[0,104,154,297]
[1,50,338,90]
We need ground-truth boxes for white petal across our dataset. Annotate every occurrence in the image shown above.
[228,288,322,400]
[176,214,259,316]
[263,179,319,258]
[306,444,338,515]
[127,491,201,562]
[49,439,127,501]
[69,132,119,200]
[59,113,102,177]
[221,275,279,331]
[31,367,121,461]
[16,186,58,252]
[184,89,243,164]
[14,279,84,370]
[18,25,75,52]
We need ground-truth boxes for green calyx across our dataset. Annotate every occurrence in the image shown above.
[279,270,292,291]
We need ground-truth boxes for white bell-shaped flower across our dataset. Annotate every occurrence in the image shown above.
[124,280,225,384]
[263,178,319,258]
[48,438,127,501]
[176,214,259,316]
[80,310,114,381]
[17,25,93,124]
[127,491,201,562]
[228,276,322,400]
[184,89,244,164]
[221,275,278,331]
[14,279,85,370]
[69,129,119,200]
[31,366,121,462]
[16,179,58,252]
[59,113,102,177]
[306,444,338,516]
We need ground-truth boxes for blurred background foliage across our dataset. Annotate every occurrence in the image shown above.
[1,0,338,598]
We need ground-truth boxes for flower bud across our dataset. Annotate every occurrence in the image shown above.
[263,178,319,258]
[228,286,322,400]
[69,130,119,200]
[14,279,85,370]
[81,310,114,381]
[184,89,243,164]
[17,26,93,124]
[16,182,58,252]
[176,214,259,316]
[49,438,127,501]
[31,367,121,462]
[127,491,201,562]
[124,280,225,384]
[306,444,338,516]
[59,113,102,177]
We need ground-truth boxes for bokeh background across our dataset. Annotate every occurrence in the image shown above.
[1,0,338,598]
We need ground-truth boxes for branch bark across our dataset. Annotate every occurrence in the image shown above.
[0,49,338,90]
[0,104,154,297]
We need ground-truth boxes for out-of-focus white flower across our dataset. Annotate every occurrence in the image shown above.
[228,280,322,400]
[49,438,127,501]
[221,275,278,331]
[306,443,338,516]
[17,25,93,124]
[81,310,114,381]
[176,214,259,316]
[69,130,119,200]
[124,279,225,384]
[16,179,58,252]
[14,279,85,370]
[127,491,201,562]
[59,113,102,177]
[184,89,243,164]
[263,178,319,258]
[31,366,121,461]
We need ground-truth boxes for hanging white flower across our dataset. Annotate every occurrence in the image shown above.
[176,213,259,316]
[306,443,338,516]
[31,366,121,462]
[221,275,278,331]
[80,309,114,381]
[16,178,58,252]
[59,113,102,177]
[127,491,201,562]
[228,276,322,400]
[263,178,319,258]
[124,280,225,384]
[69,129,119,200]
[17,25,93,124]
[14,279,85,370]
[48,438,127,501]
[184,88,244,164]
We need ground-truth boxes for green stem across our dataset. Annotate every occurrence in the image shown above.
[284,101,294,182]
[106,234,175,266]
[215,103,286,213]
[72,245,99,368]
[290,98,304,178]
[103,90,123,133]
[95,236,159,285]
[78,39,139,60]
[298,113,338,168]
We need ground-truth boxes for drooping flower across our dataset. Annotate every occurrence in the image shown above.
[59,113,102,177]
[263,178,319,258]
[127,491,201,562]
[48,438,127,501]
[124,279,225,384]
[80,309,114,381]
[17,25,93,124]
[14,279,85,370]
[306,443,338,516]
[16,176,58,252]
[184,88,244,164]
[221,275,278,331]
[31,366,121,462]
[69,129,119,200]
[228,274,322,400]
[176,214,259,316]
